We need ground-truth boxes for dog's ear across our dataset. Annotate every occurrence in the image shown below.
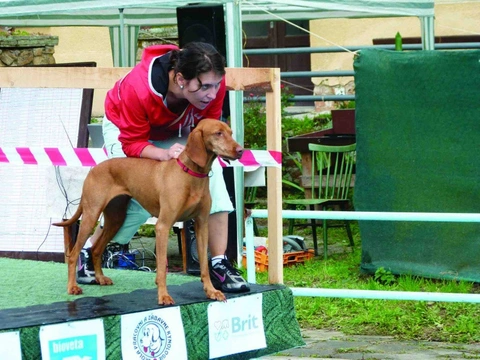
[185,128,208,168]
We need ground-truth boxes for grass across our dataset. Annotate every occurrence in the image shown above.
[250,220,480,344]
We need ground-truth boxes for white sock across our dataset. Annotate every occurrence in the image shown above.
[83,237,93,249]
[211,255,227,266]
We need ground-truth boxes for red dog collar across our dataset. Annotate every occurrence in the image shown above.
[176,158,209,178]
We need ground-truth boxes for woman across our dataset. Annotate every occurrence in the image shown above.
[78,42,249,293]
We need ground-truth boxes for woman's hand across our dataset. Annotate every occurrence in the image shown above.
[167,143,185,159]
[140,143,185,161]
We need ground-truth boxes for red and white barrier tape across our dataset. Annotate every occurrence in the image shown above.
[0,147,282,168]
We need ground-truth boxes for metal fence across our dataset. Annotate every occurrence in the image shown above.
[244,210,480,303]
[243,42,480,103]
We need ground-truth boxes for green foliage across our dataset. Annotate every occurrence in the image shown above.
[90,117,103,124]
[243,85,331,150]
[243,85,293,149]
[281,152,305,194]
[336,100,356,109]
[243,88,330,150]
[374,267,397,285]
[282,113,330,141]
[282,179,305,194]
[243,86,330,197]
[11,29,31,36]
[243,98,266,149]
[0,29,32,37]
[137,224,155,237]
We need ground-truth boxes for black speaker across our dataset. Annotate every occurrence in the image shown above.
[182,210,238,274]
[176,4,226,59]
[183,219,201,275]
[177,3,230,120]
[177,4,237,267]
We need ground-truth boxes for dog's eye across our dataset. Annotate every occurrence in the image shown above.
[216,131,223,136]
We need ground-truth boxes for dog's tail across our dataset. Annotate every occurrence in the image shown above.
[52,204,83,227]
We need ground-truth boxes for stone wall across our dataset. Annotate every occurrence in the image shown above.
[0,35,58,66]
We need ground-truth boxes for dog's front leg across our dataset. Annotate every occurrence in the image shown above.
[195,218,226,302]
[155,221,174,305]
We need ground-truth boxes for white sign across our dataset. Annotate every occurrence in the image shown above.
[121,307,188,360]
[0,331,22,360]
[39,318,105,360]
[208,294,266,358]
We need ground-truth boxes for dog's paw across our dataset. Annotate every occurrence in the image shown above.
[96,275,113,286]
[208,289,226,302]
[68,285,83,295]
[158,295,175,306]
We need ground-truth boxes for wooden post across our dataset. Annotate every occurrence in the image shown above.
[265,68,283,284]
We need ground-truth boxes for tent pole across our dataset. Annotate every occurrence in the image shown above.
[420,15,435,50]
[118,8,126,66]
[226,1,247,266]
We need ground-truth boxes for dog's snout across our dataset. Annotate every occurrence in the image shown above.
[236,145,244,158]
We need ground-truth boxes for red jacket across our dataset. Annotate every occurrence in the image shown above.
[105,44,226,157]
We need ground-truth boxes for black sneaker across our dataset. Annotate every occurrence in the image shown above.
[77,248,96,284]
[210,259,250,293]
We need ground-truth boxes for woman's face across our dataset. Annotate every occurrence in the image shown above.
[183,71,223,110]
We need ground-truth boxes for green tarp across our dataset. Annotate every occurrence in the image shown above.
[354,49,480,281]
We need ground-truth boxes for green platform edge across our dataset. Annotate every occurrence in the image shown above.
[0,258,304,359]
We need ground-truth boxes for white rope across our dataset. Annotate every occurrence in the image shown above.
[436,23,480,36]
[243,0,358,55]
[281,79,315,93]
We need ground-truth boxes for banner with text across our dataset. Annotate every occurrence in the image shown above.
[39,318,105,360]
[208,294,266,358]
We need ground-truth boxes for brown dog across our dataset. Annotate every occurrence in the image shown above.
[53,119,244,305]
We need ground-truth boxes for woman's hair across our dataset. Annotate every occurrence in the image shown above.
[170,42,226,81]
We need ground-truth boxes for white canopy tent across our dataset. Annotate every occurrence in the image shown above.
[0,0,435,67]
[0,1,435,23]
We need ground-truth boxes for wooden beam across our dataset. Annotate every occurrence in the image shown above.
[225,68,274,92]
[265,68,283,285]
[0,67,274,91]
[0,67,130,89]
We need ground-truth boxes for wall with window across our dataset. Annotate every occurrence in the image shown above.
[309,2,480,91]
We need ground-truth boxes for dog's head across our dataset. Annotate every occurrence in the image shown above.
[140,324,163,354]
[185,119,244,168]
